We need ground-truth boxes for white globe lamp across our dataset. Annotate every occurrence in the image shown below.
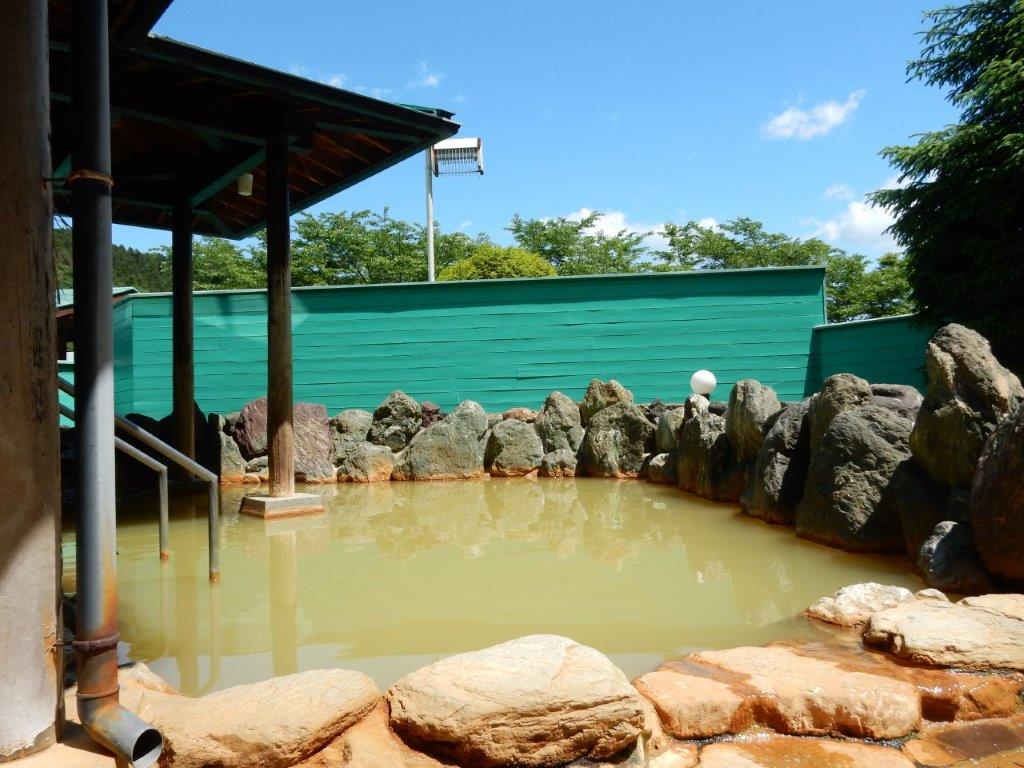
[690,369,717,397]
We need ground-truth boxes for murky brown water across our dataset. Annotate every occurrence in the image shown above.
[63,478,923,695]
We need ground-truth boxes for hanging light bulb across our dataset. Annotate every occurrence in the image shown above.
[237,173,254,196]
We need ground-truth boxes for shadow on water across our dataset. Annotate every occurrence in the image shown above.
[72,478,923,694]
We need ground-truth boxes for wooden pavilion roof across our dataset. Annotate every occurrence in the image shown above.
[48,6,459,238]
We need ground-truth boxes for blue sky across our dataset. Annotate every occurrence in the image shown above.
[118,0,957,260]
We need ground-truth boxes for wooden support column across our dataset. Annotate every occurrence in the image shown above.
[0,0,62,758]
[266,132,294,497]
[172,204,195,461]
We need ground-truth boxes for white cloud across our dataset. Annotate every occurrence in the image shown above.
[697,217,720,230]
[824,183,855,201]
[458,219,473,230]
[288,64,348,89]
[807,175,911,252]
[409,62,442,89]
[565,208,667,250]
[325,73,347,88]
[761,89,866,140]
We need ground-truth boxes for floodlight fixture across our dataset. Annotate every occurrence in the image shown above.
[425,137,485,282]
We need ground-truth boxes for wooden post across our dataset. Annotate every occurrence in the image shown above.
[172,204,195,462]
[0,0,62,758]
[266,132,294,497]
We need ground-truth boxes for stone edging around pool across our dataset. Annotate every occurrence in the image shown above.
[62,583,1024,768]
[206,322,1024,597]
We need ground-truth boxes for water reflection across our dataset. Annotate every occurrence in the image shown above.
[110,478,922,694]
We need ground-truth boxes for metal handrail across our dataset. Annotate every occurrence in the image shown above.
[58,377,220,581]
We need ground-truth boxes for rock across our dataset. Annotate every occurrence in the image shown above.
[293,403,336,482]
[578,402,656,478]
[708,400,728,416]
[539,449,577,478]
[221,411,240,436]
[807,373,873,453]
[725,379,781,465]
[332,409,373,440]
[579,379,634,426]
[901,716,1024,766]
[502,407,539,423]
[655,408,686,453]
[387,635,644,768]
[911,323,1024,490]
[698,738,914,768]
[961,593,1024,621]
[337,442,397,483]
[420,401,444,429]
[891,460,955,557]
[137,669,379,768]
[918,521,993,595]
[795,405,912,553]
[683,394,709,421]
[740,399,810,525]
[871,383,924,420]
[647,746,698,768]
[647,453,678,485]
[864,596,1024,670]
[971,401,1024,581]
[234,397,270,459]
[633,670,746,739]
[369,391,423,452]
[535,391,585,453]
[402,400,487,480]
[217,431,246,483]
[485,419,543,477]
[805,582,916,629]
[676,411,732,500]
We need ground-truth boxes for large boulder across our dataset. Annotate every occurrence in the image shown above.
[676,411,733,500]
[795,405,912,553]
[485,419,543,477]
[579,379,634,425]
[911,323,1024,489]
[234,396,270,459]
[970,401,1024,581]
[217,431,246,483]
[137,669,379,768]
[634,670,746,739]
[725,379,781,465]
[293,403,336,482]
[398,400,487,480]
[578,402,655,478]
[387,635,645,768]
[807,373,873,453]
[368,391,423,452]
[534,391,584,453]
[337,442,397,483]
[890,460,957,558]
[740,399,810,525]
[539,449,577,478]
[871,383,923,420]
[917,521,993,595]
[331,409,374,467]
[654,407,686,453]
[864,594,1024,670]
[646,452,678,485]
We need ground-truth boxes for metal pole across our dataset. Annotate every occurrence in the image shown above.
[70,0,161,763]
[425,148,435,282]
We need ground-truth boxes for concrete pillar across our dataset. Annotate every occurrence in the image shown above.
[0,0,62,759]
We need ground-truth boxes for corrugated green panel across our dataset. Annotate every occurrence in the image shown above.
[807,315,936,393]
[57,362,75,427]
[114,300,134,414]
[117,268,828,417]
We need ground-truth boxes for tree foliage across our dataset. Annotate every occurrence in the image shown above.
[439,243,556,281]
[506,212,646,275]
[872,0,1024,367]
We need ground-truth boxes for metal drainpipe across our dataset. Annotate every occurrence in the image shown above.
[70,0,161,764]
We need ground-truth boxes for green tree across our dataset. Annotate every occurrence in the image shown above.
[656,217,884,322]
[872,0,1024,368]
[439,243,557,281]
[191,238,264,290]
[507,212,646,275]
[849,252,916,319]
[55,226,172,292]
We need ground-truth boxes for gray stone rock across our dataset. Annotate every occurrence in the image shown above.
[871,383,923,420]
[795,404,912,553]
[233,397,269,459]
[740,398,811,525]
[539,449,577,478]
[331,408,373,466]
[222,411,240,436]
[676,411,733,500]
[485,419,544,477]
[535,391,585,453]
[917,521,993,595]
[448,399,488,438]
[708,400,728,416]
[655,408,686,454]
[911,323,1023,489]
[218,432,246,483]
[683,393,709,420]
[401,401,486,480]
[808,374,873,454]
[420,401,445,429]
[891,460,952,557]
[970,401,1024,581]
[578,402,655,478]
[725,379,782,465]
[501,407,539,423]
[244,455,268,474]
[579,379,634,426]
[337,442,396,483]
[647,452,678,485]
[368,391,422,452]
[293,403,336,482]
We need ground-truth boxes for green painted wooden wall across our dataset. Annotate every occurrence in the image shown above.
[806,315,936,393]
[114,267,831,417]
